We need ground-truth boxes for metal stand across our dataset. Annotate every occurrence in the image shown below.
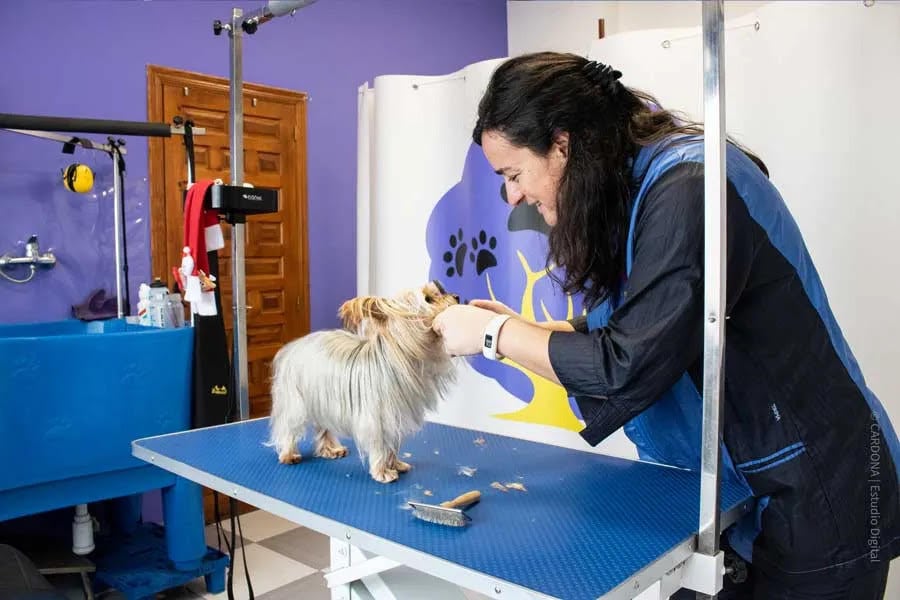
[697,1,727,598]
[212,0,316,421]
[110,141,127,317]
[4,129,128,313]
[226,6,252,422]
[1,120,205,317]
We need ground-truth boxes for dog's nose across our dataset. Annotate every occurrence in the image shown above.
[451,294,460,303]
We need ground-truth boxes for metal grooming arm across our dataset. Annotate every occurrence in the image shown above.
[212,0,317,421]
[0,114,197,138]
[239,0,319,33]
[695,2,728,599]
[633,7,730,599]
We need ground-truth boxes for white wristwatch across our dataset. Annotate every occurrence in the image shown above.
[482,314,512,361]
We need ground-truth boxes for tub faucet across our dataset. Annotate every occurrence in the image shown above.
[24,236,39,259]
[0,235,57,283]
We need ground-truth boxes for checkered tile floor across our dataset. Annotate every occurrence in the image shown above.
[190,509,328,599]
[49,509,489,600]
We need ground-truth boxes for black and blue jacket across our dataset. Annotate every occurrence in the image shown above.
[548,136,900,579]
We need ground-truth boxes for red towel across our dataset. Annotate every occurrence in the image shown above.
[183,180,220,277]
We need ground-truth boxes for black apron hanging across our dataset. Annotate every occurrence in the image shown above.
[180,120,235,429]
[191,251,234,428]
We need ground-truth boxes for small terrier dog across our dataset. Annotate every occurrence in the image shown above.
[267,281,459,483]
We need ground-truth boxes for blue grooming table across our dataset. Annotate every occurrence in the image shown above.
[133,418,752,599]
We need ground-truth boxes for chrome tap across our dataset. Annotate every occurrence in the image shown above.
[0,235,57,283]
[24,235,39,259]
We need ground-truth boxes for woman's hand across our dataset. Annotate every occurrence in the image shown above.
[434,304,560,384]
[468,299,518,318]
[432,304,501,356]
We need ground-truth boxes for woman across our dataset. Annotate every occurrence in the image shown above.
[433,52,899,598]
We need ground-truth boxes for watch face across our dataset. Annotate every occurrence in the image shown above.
[485,334,494,349]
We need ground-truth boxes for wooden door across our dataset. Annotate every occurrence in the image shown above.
[147,65,310,520]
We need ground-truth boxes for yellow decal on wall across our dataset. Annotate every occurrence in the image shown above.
[488,251,584,432]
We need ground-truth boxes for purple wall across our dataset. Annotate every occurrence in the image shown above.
[0,0,508,331]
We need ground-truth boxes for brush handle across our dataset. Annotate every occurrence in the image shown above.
[440,490,481,509]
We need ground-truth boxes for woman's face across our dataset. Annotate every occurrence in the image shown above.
[481,129,568,227]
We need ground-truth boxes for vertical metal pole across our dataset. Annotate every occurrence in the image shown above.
[698,0,726,593]
[112,147,125,318]
[229,7,250,421]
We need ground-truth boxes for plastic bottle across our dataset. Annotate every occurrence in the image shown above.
[148,278,171,328]
[137,283,152,326]
[167,292,185,328]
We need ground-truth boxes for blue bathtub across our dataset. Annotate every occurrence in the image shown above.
[0,318,207,571]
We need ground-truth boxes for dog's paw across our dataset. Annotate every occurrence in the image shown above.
[370,467,399,483]
[278,452,302,465]
[317,445,349,459]
[393,459,412,473]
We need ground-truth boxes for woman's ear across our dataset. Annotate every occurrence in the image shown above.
[552,131,569,159]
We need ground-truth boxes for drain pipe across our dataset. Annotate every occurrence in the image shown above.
[72,504,95,555]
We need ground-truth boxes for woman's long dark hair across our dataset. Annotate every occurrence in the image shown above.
[473,52,766,308]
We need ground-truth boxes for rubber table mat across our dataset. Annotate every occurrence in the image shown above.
[134,418,750,599]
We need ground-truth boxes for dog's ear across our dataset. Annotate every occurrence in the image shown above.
[338,297,366,331]
[338,296,391,332]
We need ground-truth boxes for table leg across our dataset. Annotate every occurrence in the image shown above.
[327,537,402,600]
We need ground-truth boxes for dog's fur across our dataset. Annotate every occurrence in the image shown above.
[267,282,458,483]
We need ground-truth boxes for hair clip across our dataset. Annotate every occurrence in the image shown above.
[581,60,623,97]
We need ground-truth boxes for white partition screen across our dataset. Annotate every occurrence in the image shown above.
[356,1,899,458]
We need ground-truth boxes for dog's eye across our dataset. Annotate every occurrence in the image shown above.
[424,295,434,304]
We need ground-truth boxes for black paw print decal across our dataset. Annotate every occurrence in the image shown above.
[443,228,498,278]
[469,230,497,275]
[443,228,468,277]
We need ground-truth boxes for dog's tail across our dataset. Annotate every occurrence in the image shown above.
[265,340,308,451]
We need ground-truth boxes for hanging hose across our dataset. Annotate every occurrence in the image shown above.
[0,264,36,284]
